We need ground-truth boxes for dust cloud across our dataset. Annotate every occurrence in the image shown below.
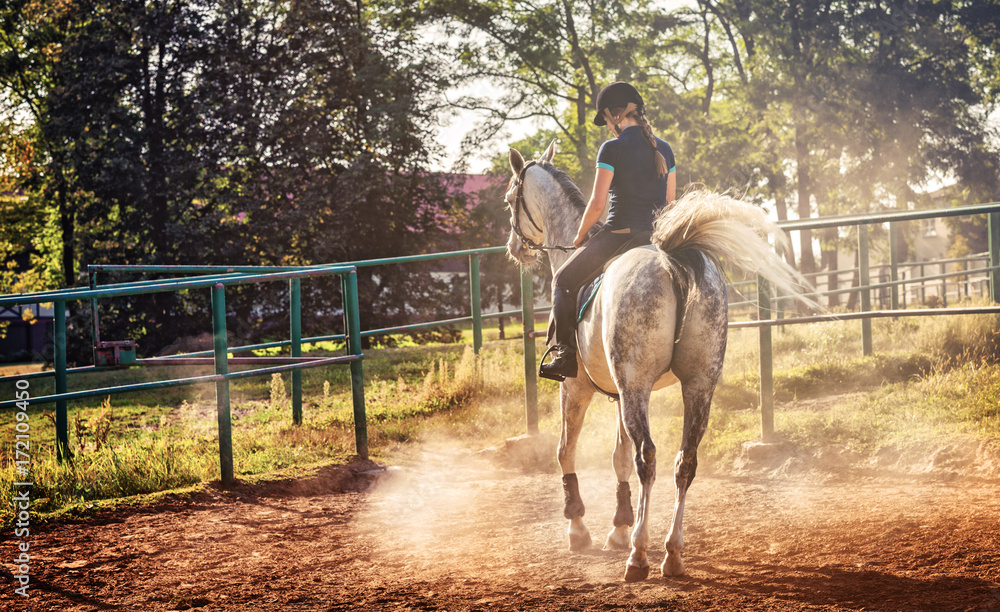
[352,438,632,586]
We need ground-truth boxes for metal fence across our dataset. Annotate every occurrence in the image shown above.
[743,202,1000,440]
[2,202,1000,478]
[0,265,364,484]
[0,247,527,483]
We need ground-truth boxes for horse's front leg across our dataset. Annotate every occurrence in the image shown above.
[604,399,634,551]
[558,379,595,551]
[662,381,713,577]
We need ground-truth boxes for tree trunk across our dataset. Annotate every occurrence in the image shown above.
[846,248,859,310]
[699,6,715,115]
[774,191,797,268]
[57,178,75,286]
[142,35,169,262]
[767,170,797,268]
[795,124,816,275]
[821,228,839,308]
[575,86,593,191]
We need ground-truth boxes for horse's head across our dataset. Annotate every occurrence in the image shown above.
[505,140,557,266]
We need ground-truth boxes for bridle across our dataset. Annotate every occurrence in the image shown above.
[508,161,575,253]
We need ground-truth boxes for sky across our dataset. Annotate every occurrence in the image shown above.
[432,81,533,174]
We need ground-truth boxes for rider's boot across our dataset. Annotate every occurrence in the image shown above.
[539,288,578,381]
[539,344,577,381]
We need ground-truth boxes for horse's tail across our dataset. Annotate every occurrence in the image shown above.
[651,188,818,309]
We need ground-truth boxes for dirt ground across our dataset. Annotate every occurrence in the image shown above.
[3,442,1000,612]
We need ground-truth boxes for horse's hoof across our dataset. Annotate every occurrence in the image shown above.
[569,530,592,551]
[603,526,630,550]
[661,554,685,577]
[623,564,650,582]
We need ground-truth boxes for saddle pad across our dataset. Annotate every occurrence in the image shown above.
[573,244,656,324]
[577,275,603,323]
[573,244,655,323]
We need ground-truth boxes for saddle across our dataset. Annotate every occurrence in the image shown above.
[545,243,690,349]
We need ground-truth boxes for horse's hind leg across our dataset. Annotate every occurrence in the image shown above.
[662,379,714,577]
[619,388,656,582]
[558,379,595,551]
[604,399,634,551]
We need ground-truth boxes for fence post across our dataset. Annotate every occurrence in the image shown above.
[889,222,899,310]
[520,267,538,435]
[290,278,303,425]
[989,212,1000,303]
[964,260,969,299]
[89,269,100,365]
[54,300,71,463]
[343,270,368,459]
[902,268,907,308]
[211,284,234,485]
[470,253,483,354]
[858,226,873,356]
[941,261,948,306]
[773,243,784,323]
[757,276,774,442]
[919,263,925,305]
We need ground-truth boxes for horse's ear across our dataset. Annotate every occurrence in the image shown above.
[509,148,525,176]
[541,139,557,163]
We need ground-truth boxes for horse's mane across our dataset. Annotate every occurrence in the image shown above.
[537,160,587,212]
[536,159,605,238]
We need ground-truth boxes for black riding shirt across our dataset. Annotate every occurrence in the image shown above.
[596,125,676,231]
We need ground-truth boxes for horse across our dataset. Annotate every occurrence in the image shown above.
[505,141,813,582]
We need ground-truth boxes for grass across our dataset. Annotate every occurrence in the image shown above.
[2,307,1000,527]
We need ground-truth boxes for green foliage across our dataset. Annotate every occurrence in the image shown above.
[269,373,288,412]
[419,0,680,182]
[407,325,463,345]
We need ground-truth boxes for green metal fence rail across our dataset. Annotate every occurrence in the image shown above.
[0,265,363,484]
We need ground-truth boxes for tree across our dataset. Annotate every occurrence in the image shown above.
[689,0,1000,277]
[185,0,469,345]
[0,0,80,287]
[1,0,472,356]
[416,0,684,185]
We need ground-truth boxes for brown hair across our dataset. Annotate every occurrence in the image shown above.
[605,105,669,177]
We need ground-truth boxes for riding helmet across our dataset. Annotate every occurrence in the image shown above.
[593,82,644,126]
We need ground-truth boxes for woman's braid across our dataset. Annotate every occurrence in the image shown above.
[637,110,669,177]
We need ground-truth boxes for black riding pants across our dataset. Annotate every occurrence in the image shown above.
[550,227,650,348]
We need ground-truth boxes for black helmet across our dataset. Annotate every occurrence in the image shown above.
[593,82,644,126]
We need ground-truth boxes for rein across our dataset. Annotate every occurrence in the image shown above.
[510,161,576,253]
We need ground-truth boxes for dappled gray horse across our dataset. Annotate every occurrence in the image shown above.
[505,141,812,582]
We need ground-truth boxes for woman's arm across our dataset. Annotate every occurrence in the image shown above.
[666,170,676,205]
[574,167,614,247]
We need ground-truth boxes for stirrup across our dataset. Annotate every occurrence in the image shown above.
[539,345,577,382]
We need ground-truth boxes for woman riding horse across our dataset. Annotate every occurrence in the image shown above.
[506,140,815,581]
[540,82,677,381]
